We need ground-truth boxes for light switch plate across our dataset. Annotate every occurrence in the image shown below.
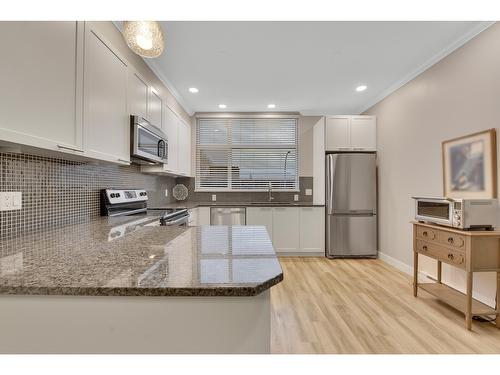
[0,192,22,211]
[305,189,312,196]
[212,194,217,202]
[294,194,299,201]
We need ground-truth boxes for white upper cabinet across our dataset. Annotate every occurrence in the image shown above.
[83,26,130,164]
[325,117,350,150]
[325,115,376,151]
[162,105,179,172]
[350,116,376,151]
[0,21,83,154]
[148,87,163,128]
[128,71,149,119]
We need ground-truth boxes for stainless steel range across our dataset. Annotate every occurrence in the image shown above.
[100,188,189,226]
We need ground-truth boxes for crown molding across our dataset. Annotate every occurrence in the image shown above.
[356,21,495,115]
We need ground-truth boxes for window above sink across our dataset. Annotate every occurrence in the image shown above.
[195,116,299,192]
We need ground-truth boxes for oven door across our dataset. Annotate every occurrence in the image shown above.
[132,122,168,164]
[414,198,453,226]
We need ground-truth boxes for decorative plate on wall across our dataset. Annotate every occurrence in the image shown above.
[172,184,189,201]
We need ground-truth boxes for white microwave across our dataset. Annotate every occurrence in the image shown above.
[413,197,498,230]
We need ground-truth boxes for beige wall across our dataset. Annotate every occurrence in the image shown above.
[364,22,500,306]
[299,116,322,176]
[90,22,191,124]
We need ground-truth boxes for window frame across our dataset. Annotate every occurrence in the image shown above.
[195,115,300,192]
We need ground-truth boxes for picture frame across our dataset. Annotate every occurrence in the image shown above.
[442,129,497,198]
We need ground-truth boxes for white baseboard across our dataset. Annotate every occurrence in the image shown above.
[378,251,496,309]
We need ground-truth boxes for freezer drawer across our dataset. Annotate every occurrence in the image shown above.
[210,207,246,225]
[326,214,377,258]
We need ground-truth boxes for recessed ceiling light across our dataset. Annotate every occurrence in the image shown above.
[188,87,199,93]
[267,104,276,109]
[218,104,227,109]
[356,85,367,92]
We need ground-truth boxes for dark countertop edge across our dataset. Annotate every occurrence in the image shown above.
[0,273,283,298]
[152,202,325,209]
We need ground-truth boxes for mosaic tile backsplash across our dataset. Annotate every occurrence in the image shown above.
[0,153,176,240]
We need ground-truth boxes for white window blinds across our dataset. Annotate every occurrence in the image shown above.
[196,117,299,191]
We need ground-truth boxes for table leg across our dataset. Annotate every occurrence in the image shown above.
[496,272,500,329]
[437,261,442,284]
[466,271,473,330]
[413,251,418,297]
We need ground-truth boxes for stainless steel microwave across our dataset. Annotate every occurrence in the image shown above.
[130,115,168,165]
[413,197,498,230]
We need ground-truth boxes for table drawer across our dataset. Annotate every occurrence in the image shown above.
[416,240,465,267]
[416,226,438,241]
[437,231,465,249]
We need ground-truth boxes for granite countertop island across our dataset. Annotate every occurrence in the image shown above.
[0,213,283,297]
[0,213,283,353]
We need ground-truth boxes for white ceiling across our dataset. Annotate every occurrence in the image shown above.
[145,21,493,115]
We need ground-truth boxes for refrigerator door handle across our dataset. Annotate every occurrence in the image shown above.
[326,154,337,215]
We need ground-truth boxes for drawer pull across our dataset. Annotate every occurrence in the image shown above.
[422,231,428,237]
[447,253,454,260]
[422,245,428,251]
[448,237,454,244]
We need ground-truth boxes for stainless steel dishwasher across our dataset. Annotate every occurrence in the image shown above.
[210,207,246,225]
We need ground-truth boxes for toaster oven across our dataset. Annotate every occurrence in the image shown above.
[413,197,498,230]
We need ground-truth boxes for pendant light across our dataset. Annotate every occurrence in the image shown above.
[123,21,164,58]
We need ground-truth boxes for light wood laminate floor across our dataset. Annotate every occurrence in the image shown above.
[271,257,500,354]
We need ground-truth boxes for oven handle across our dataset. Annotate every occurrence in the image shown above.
[108,208,148,217]
[161,215,189,226]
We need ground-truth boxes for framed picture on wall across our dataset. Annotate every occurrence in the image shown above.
[442,128,497,198]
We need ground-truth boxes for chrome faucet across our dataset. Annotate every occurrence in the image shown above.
[268,181,274,202]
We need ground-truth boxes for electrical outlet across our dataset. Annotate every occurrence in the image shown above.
[294,194,299,201]
[165,189,169,197]
[305,189,312,196]
[0,192,22,211]
[211,194,217,202]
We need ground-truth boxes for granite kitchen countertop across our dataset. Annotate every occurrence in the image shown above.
[0,213,283,297]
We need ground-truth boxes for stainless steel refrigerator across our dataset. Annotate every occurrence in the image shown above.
[326,153,377,258]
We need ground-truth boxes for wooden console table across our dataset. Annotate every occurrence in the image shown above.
[413,222,500,330]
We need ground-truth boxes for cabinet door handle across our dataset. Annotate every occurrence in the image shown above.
[57,144,84,153]
[422,245,428,251]
[447,237,454,244]
[447,253,454,260]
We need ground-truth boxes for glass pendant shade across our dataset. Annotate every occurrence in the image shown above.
[123,21,164,58]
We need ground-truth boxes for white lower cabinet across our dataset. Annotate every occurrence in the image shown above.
[246,207,274,241]
[272,207,300,253]
[197,207,211,225]
[299,207,325,254]
[246,206,324,255]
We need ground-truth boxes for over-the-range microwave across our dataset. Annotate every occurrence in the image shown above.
[413,197,498,230]
[130,115,168,165]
